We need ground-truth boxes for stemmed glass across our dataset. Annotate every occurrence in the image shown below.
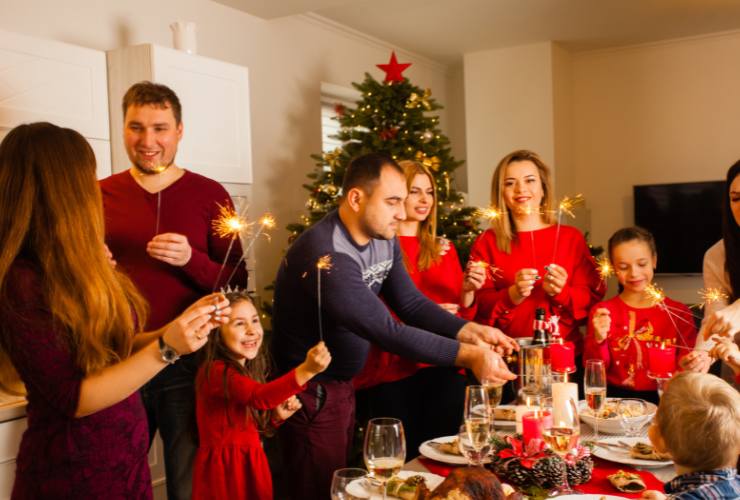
[584,359,607,439]
[617,398,650,437]
[542,397,581,496]
[330,468,368,500]
[363,418,406,500]
[463,385,492,466]
[482,377,504,425]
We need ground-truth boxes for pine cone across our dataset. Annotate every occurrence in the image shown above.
[567,456,593,485]
[495,459,534,487]
[532,456,565,489]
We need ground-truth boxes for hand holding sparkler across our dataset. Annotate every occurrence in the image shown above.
[592,307,611,343]
[509,268,539,304]
[708,335,740,376]
[678,349,713,373]
[543,263,567,297]
[295,341,332,385]
[701,297,740,340]
[147,233,193,267]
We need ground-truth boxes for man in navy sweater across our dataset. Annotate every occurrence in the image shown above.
[273,152,517,499]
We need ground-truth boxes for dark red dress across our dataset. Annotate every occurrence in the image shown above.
[3,260,151,499]
[192,362,304,500]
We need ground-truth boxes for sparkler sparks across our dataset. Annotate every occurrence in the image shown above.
[557,194,585,218]
[596,256,614,281]
[474,207,504,221]
[212,203,250,239]
[471,260,502,281]
[644,283,666,306]
[223,212,277,288]
[697,288,729,309]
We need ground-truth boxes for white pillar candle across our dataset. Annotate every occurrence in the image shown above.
[551,381,579,425]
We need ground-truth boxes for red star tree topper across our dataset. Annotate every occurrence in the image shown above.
[376,51,411,83]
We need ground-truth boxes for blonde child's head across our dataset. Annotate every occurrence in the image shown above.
[649,371,740,471]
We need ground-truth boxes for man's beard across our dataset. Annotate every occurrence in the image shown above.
[132,158,174,175]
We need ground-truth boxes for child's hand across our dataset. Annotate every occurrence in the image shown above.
[543,263,568,297]
[295,341,332,385]
[592,308,611,343]
[709,336,740,375]
[510,268,538,304]
[640,490,667,500]
[273,395,302,422]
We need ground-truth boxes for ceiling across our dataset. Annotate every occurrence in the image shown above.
[214,0,740,64]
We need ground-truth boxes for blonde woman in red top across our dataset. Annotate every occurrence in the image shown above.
[464,150,604,350]
[355,160,476,454]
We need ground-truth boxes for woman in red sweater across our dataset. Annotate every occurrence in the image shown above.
[464,150,604,349]
[584,227,696,403]
[354,160,476,454]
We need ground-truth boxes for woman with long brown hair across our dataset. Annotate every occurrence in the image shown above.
[354,160,473,454]
[0,122,228,499]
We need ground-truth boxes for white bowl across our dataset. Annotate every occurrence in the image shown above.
[578,398,656,435]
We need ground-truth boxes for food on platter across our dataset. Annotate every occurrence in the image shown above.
[428,438,462,456]
[629,442,671,461]
[427,467,521,500]
[386,475,431,500]
[494,407,516,421]
[607,470,646,492]
[583,400,647,419]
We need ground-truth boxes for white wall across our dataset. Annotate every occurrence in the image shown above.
[568,31,740,301]
[0,0,455,303]
[463,42,556,208]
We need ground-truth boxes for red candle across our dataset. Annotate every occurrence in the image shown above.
[522,410,552,446]
[550,341,576,373]
[648,342,676,378]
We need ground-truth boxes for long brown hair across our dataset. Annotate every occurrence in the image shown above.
[198,291,272,432]
[399,160,441,271]
[490,149,555,253]
[0,122,147,393]
[722,160,740,302]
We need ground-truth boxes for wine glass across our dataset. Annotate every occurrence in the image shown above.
[617,398,650,437]
[457,424,492,466]
[363,418,406,500]
[482,377,504,424]
[464,385,492,466]
[543,397,580,496]
[584,359,607,439]
[330,468,368,500]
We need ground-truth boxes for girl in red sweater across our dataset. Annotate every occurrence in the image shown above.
[464,150,604,350]
[584,227,697,403]
[192,291,330,500]
[354,160,474,454]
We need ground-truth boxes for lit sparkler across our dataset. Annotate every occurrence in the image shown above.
[644,282,694,351]
[212,203,252,291]
[316,254,333,342]
[550,194,585,263]
[471,260,502,282]
[151,164,168,235]
[474,206,504,221]
[644,283,666,306]
[696,288,729,309]
[596,255,614,281]
[224,212,277,287]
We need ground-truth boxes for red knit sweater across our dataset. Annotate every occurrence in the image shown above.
[584,296,697,391]
[101,170,247,330]
[465,225,605,350]
[353,236,464,389]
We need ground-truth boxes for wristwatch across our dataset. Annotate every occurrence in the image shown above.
[158,336,180,364]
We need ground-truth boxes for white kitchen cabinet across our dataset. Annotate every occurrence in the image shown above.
[107,44,253,184]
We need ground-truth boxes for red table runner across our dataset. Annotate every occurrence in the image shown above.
[418,456,665,498]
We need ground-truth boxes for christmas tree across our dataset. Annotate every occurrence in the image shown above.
[286,52,483,261]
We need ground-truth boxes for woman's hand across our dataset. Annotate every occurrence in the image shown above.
[161,293,230,355]
[701,298,740,340]
[438,303,460,315]
[678,350,712,373]
[509,268,538,304]
[592,308,611,343]
[708,335,740,375]
[543,263,567,297]
[462,262,487,293]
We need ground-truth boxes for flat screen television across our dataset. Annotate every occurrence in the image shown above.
[633,181,724,274]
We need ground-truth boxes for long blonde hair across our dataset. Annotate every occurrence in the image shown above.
[0,123,147,393]
[490,150,555,253]
[399,160,441,271]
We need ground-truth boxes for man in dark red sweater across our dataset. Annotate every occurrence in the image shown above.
[100,82,246,500]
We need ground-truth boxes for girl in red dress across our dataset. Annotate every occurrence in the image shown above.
[354,160,474,455]
[464,150,604,349]
[584,227,697,403]
[192,291,331,500]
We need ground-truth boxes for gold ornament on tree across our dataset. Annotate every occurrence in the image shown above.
[414,150,441,171]
[406,88,432,110]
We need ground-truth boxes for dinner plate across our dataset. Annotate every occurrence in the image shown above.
[346,471,444,499]
[419,435,492,465]
[591,436,673,468]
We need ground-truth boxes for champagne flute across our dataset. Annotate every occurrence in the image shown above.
[330,468,368,500]
[617,398,649,437]
[363,418,406,500]
[464,385,491,466]
[542,397,581,496]
[584,359,607,439]
[481,377,504,424]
